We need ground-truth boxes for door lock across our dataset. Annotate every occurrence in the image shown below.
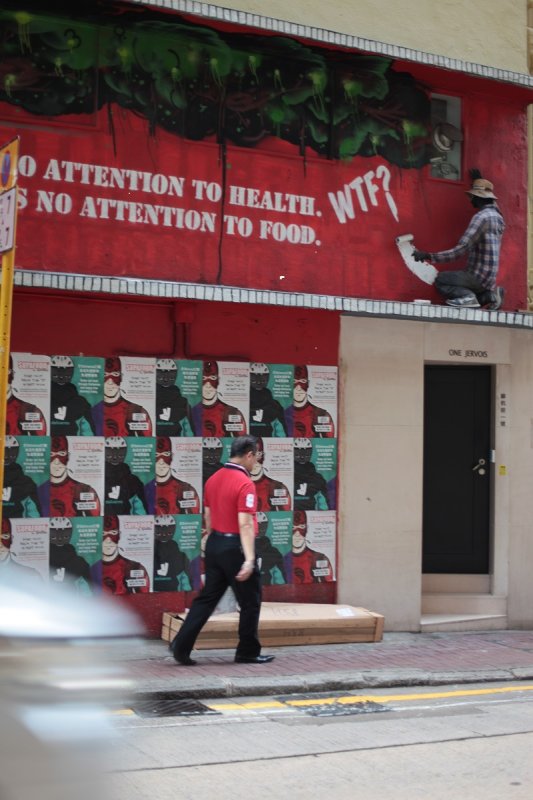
[473,458,486,476]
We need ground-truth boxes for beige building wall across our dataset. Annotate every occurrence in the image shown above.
[338,315,533,631]
[217,0,529,74]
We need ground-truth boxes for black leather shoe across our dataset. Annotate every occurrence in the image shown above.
[173,652,197,666]
[234,654,275,664]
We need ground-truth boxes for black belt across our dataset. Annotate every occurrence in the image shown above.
[212,530,239,538]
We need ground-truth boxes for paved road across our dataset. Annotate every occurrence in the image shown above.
[109,681,533,799]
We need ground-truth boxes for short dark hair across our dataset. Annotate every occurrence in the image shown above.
[230,435,257,458]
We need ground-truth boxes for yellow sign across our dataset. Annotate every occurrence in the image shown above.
[0,137,19,254]
[0,136,20,534]
[0,136,19,193]
[499,465,507,476]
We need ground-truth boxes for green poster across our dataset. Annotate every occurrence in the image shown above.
[250,363,293,437]
[51,356,104,436]
[256,511,291,585]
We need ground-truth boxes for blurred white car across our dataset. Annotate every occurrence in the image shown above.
[0,575,143,800]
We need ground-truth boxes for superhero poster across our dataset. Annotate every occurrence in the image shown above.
[201,361,249,438]
[292,365,338,439]
[250,363,293,438]
[294,438,337,511]
[291,509,336,584]
[49,517,102,594]
[2,437,50,519]
[6,518,50,582]
[104,356,155,438]
[256,511,291,586]
[7,353,50,436]
[51,356,104,436]
[156,359,202,437]
[156,437,202,516]
[50,436,104,518]
[102,515,153,595]
[125,438,156,515]
[104,436,155,516]
[153,514,202,592]
[202,437,233,487]
[251,437,293,513]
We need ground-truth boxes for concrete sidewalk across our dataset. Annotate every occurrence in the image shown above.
[119,629,533,698]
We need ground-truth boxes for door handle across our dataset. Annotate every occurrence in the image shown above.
[472,458,486,475]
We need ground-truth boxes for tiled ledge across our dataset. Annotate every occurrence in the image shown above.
[14,268,533,329]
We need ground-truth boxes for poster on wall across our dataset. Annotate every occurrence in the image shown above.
[102,514,153,595]
[104,356,155,437]
[156,359,202,437]
[294,437,337,510]
[51,355,104,436]
[7,353,50,436]
[256,511,291,586]
[156,436,202,515]
[3,518,50,582]
[50,436,104,517]
[104,436,155,516]
[292,365,337,439]
[250,363,293,437]
[291,509,336,584]
[251,437,293,512]
[2,436,50,518]
[201,361,249,438]
[153,513,202,592]
[202,437,233,487]
[49,516,102,593]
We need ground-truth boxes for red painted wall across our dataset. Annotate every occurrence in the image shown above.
[4,84,527,309]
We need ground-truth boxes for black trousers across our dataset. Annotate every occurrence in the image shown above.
[171,532,262,659]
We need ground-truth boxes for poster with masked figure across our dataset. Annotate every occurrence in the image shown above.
[104,356,155,437]
[249,363,293,437]
[7,353,50,436]
[155,358,202,437]
[50,355,104,436]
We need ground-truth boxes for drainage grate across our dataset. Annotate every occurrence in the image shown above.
[277,692,388,717]
[131,693,220,718]
[301,700,387,717]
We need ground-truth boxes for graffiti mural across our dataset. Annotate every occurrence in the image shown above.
[0,2,430,166]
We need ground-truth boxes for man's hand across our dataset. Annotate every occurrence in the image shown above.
[413,249,431,262]
[236,559,254,582]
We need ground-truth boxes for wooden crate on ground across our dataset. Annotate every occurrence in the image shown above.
[161,602,384,648]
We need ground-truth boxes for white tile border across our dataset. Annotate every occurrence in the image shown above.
[124,0,533,88]
[14,268,533,329]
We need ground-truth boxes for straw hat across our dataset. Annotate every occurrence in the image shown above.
[466,177,497,200]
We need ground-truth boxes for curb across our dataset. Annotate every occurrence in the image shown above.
[129,667,533,699]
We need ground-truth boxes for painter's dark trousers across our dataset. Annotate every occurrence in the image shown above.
[435,270,496,305]
[171,532,262,659]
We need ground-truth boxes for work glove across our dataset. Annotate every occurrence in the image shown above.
[413,249,431,262]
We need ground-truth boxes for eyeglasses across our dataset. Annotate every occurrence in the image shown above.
[104,371,120,379]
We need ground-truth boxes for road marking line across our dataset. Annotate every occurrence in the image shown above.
[206,684,533,712]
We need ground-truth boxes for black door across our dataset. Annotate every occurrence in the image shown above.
[423,365,491,573]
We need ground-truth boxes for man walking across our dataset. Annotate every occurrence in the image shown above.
[171,435,274,666]
[413,169,505,309]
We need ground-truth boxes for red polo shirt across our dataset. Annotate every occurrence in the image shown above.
[204,462,258,535]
